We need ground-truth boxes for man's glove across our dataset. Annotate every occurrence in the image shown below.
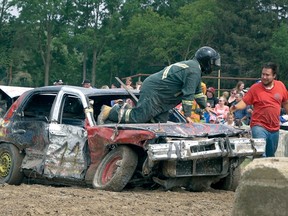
[195,108,203,115]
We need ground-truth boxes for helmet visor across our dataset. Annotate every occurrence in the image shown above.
[210,58,221,72]
[214,58,221,67]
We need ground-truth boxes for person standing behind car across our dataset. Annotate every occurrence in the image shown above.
[82,79,93,88]
[135,80,142,90]
[206,87,219,108]
[104,46,220,124]
[235,81,245,96]
[230,62,288,157]
[122,77,134,90]
[53,79,64,85]
[221,91,229,105]
[232,92,248,126]
[214,96,229,123]
[227,88,237,107]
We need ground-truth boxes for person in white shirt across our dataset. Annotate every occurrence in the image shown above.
[224,112,235,126]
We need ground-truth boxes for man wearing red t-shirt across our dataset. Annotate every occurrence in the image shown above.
[230,62,288,157]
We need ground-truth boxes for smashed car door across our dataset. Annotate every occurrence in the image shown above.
[44,94,88,179]
[11,93,55,174]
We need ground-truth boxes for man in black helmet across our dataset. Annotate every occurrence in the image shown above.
[104,46,220,124]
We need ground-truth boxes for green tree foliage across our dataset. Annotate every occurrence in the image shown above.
[0,0,17,84]
[174,0,219,60]
[13,0,64,85]
[270,23,288,83]
[105,0,219,81]
[206,0,288,89]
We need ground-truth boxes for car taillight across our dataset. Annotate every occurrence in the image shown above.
[4,97,22,121]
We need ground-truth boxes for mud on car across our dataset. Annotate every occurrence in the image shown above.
[0,86,265,191]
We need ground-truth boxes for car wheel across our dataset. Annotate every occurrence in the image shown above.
[212,165,241,191]
[92,146,138,192]
[0,144,24,185]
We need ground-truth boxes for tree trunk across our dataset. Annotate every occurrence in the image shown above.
[82,45,87,81]
[44,27,52,86]
[91,47,97,87]
[8,63,13,85]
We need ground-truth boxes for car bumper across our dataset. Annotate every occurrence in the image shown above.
[147,137,266,161]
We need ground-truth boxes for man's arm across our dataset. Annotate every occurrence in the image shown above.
[230,100,247,113]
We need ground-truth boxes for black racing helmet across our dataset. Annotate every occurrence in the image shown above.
[195,46,221,74]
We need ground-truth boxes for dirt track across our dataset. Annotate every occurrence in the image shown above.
[0,183,234,216]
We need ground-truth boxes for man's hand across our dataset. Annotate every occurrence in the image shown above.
[230,100,247,113]
[205,106,216,115]
[247,108,253,114]
[230,104,236,113]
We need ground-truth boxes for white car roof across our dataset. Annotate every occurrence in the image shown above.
[0,85,33,98]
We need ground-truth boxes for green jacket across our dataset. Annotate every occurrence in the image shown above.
[139,59,206,117]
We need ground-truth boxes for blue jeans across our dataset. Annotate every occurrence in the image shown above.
[251,125,279,157]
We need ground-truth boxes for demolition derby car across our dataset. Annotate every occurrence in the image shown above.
[0,86,266,191]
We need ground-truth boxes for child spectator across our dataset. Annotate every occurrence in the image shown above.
[209,112,217,124]
[224,112,235,126]
[123,77,134,90]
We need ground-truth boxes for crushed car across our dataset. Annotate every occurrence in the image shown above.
[0,86,266,191]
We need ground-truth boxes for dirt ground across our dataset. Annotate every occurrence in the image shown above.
[0,183,235,216]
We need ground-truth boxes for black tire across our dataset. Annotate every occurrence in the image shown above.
[0,144,24,185]
[212,165,241,191]
[92,146,138,192]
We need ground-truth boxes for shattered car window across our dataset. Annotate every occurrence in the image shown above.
[22,94,56,121]
[61,95,85,126]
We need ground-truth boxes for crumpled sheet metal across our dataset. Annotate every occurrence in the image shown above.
[86,126,155,168]
[43,125,87,179]
[93,122,244,139]
[87,126,156,146]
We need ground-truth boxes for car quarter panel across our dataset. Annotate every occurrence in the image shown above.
[84,126,156,184]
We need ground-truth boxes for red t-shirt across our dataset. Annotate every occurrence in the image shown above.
[243,80,288,131]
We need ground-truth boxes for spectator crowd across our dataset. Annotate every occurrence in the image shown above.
[176,80,252,127]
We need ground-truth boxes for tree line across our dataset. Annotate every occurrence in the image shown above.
[0,0,288,89]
